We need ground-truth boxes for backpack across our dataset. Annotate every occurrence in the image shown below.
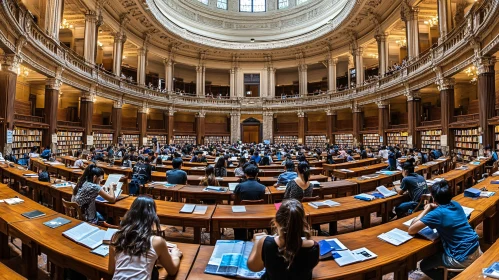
[38,171,50,182]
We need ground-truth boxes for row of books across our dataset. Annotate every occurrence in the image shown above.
[205,136,230,145]
[386,132,408,149]
[305,135,327,147]
[274,135,298,145]
[57,131,83,156]
[421,129,441,152]
[362,133,380,148]
[173,135,196,145]
[93,133,113,149]
[123,134,139,147]
[334,134,353,147]
[12,127,43,158]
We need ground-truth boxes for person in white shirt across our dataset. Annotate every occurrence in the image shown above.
[378,146,389,159]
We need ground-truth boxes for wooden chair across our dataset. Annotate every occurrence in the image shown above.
[413,193,433,213]
[302,196,320,202]
[488,160,499,176]
[437,266,464,280]
[62,199,83,220]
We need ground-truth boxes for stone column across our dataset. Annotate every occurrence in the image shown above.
[230,111,241,144]
[195,111,206,145]
[164,56,174,92]
[112,101,122,144]
[352,105,362,147]
[298,111,305,144]
[407,91,421,148]
[196,65,206,97]
[0,54,20,155]
[138,106,147,146]
[437,0,452,41]
[403,6,420,60]
[137,47,147,86]
[476,57,496,148]
[268,66,276,98]
[298,64,308,96]
[40,0,64,39]
[377,101,389,146]
[376,33,389,77]
[44,78,61,150]
[263,111,274,142]
[327,57,337,92]
[326,109,336,144]
[437,78,455,151]
[347,56,354,88]
[353,47,364,86]
[112,31,126,77]
[84,11,100,64]
[229,68,235,97]
[165,109,175,144]
[80,92,94,147]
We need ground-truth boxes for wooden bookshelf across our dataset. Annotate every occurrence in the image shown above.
[173,135,196,145]
[274,135,298,145]
[387,132,408,149]
[57,131,83,156]
[334,134,353,147]
[362,133,380,148]
[146,135,167,146]
[123,134,140,147]
[305,135,327,147]
[12,127,42,158]
[421,129,441,153]
[204,136,230,145]
[93,133,113,149]
[454,128,479,161]
[495,125,499,150]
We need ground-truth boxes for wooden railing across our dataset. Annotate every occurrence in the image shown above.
[57,121,81,127]
[92,124,113,130]
[454,113,479,122]
[14,114,44,123]
[419,120,441,127]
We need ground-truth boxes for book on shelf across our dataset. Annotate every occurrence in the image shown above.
[377,228,413,246]
[62,222,116,249]
[308,200,340,209]
[204,240,265,279]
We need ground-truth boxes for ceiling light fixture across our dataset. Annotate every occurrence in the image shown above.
[424,16,438,27]
[60,19,74,29]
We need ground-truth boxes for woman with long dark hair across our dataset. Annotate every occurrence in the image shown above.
[214,157,227,177]
[109,196,182,279]
[199,165,219,186]
[247,199,319,279]
[72,164,116,224]
[282,161,312,201]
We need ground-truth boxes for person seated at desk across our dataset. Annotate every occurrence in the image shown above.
[260,153,271,166]
[325,153,335,164]
[128,156,153,195]
[121,154,132,168]
[234,157,247,177]
[166,158,188,185]
[484,145,498,166]
[199,165,219,187]
[250,152,261,164]
[247,199,319,280]
[392,159,427,218]
[275,160,297,186]
[346,150,355,162]
[109,196,183,280]
[214,157,227,177]
[283,162,313,201]
[408,180,482,280]
[73,151,87,170]
[366,147,374,158]
[40,145,51,159]
[378,145,389,159]
[382,148,397,171]
[190,151,207,163]
[72,164,116,224]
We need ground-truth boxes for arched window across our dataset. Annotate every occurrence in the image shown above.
[278,0,288,9]
[217,0,228,9]
[240,0,266,12]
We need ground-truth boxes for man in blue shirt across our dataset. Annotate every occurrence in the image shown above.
[393,160,427,218]
[190,151,207,163]
[485,145,498,166]
[166,158,188,184]
[382,148,397,171]
[250,152,261,164]
[275,160,297,186]
[408,180,481,280]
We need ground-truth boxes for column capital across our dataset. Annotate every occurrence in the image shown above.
[196,111,206,118]
[326,109,336,116]
[114,30,127,43]
[263,111,274,117]
[297,111,305,118]
[85,10,99,22]
[406,90,421,101]
[351,47,363,57]
[138,47,148,56]
[163,56,174,66]
[113,100,123,109]
[352,102,362,113]
[138,106,148,114]
[0,54,22,74]
[46,78,62,90]
[474,56,496,75]
[298,64,307,72]
[230,111,241,117]
[436,77,455,91]
[376,100,389,109]
[375,32,388,42]
[81,92,96,102]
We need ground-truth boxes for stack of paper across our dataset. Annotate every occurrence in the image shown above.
[318,238,347,260]
[4,197,24,205]
[308,200,340,209]
[333,248,378,266]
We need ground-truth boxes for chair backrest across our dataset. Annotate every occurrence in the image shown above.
[240,199,265,205]
[62,198,83,220]
[414,193,433,212]
[302,196,320,202]
[489,160,499,176]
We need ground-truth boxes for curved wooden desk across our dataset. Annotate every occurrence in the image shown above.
[0,262,25,280]
[454,237,499,280]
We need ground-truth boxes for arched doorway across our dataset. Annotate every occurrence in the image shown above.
[241,118,262,143]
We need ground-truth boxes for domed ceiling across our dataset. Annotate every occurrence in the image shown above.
[148,0,354,49]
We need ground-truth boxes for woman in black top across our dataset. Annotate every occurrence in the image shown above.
[214,157,227,177]
[247,199,319,280]
[283,161,313,201]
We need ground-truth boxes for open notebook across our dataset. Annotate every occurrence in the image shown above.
[62,222,117,249]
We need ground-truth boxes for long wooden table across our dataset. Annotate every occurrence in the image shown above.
[454,237,499,279]
[323,158,380,177]
[0,262,25,280]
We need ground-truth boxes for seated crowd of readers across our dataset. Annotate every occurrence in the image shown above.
[24,139,488,280]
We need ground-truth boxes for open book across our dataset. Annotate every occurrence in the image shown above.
[103,174,124,196]
[483,262,499,279]
[204,240,265,279]
[179,204,208,215]
[374,186,397,198]
[308,200,340,209]
[378,228,414,246]
[228,183,238,191]
[334,248,377,266]
[62,222,116,249]
[318,238,347,260]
